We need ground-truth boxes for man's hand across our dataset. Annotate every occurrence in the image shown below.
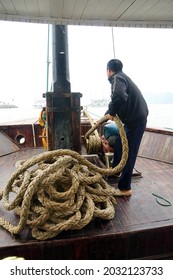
[105,114,114,121]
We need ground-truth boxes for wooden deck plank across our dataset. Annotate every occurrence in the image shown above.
[0,148,173,259]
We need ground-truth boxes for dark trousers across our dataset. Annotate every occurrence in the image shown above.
[112,121,147,190]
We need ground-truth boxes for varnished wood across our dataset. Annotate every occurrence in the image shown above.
[0,132,20,156]
[0,148,173,260]
[138,128,173,163]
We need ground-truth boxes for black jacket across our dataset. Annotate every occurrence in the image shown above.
[106,71,149,127]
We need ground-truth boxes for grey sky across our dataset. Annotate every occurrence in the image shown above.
[68,25,173,105]
[0,21,173,107]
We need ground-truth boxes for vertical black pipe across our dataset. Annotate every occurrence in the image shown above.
[46,25,81,152]
[52,25,71,93]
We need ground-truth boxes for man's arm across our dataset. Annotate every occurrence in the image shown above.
[108,75,128,115]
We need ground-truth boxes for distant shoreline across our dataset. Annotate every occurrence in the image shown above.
[0,104,18,109]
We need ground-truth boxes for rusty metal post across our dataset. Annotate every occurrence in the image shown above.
[45,25,82,152]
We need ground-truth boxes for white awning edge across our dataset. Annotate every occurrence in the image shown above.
[0,14,173,29]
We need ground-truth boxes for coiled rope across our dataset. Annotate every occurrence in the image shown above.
[83,109,102,154]
[85,113,126,157]
[0,115,128,240]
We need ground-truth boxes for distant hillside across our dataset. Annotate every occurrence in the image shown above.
[144,92,173,104]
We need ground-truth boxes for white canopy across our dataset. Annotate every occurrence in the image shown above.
[0,0,173,28]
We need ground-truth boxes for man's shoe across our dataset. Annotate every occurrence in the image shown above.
[106,176,121,184]
[114,189,132,196]
[106,173,121,184]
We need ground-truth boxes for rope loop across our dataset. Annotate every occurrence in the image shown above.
[0,114,128,240]
[0,150,122,240]
[84,113,129,175]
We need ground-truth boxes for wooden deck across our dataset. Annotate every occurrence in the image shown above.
[0,147,173,260]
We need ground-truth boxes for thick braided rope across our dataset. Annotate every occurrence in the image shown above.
[0,116,128,241]
[86,134,101,154]
[83,109,102,153]
[0,152,120,240]
[85,114,128,172]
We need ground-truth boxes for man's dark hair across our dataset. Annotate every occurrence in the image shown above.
[107,59,123,72]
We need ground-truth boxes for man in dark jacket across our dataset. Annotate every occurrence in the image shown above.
[105,59,148,196]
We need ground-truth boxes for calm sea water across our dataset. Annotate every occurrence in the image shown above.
[0,107,41,124]
[84,103,173,130]
[0,104,173,129]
